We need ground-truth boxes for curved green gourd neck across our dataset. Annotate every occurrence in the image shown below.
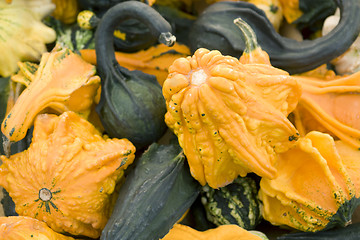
[94,1,175,81]
[191,0,360,74]
[233,17,259,54]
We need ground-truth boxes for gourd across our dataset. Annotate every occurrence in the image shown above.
[0,0,56,77]
[0,78,34,158]
[201,176,262,230]
[101,142,201,240]
[278,0,336,31]
[188,0,360,74]
[80,42,190,86]
[0,77,10,155]
[163,18,301,188]
[259,131,360,232]
[278,222,360,240]
[291,70,360,150]
[1,45,101,143]
[206,0,284,31]
[0,111,136,238]
[160,224,268,240]
[322,8,360,75]
[51,0,79,24]
[0,216,75,240]
[45,16,96,52]
[94,1,175,149]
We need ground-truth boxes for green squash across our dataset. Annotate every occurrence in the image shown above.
[0,77,10,156]
[278,222,360,240]
[100,142,201,240]
[95,1,175,149]
[189,0,360,74]
[201,176,262,230]
[44,16,95,52]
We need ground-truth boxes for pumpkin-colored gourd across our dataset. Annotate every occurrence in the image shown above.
[0,216,75,240]
[291,70,360,150]
[259,131,359,232]
[0,111,136,238]
[1,45,101,143]
[51,0,79,24]
[161,224,267,240]
[0,0,56,77]
[80,42,190,86]
[163,18,301,188]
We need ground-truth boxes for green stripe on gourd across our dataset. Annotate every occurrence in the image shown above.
[201,176,261,230]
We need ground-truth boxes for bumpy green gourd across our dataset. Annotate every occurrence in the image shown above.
[201,176,262,230]
[95,1,176,149]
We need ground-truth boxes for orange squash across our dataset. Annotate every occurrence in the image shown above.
[0,216,75,240]
[51,0,79,24]
[259,131,358,232]
[0,111,136,238]
[161,224,265,240]
[1,45,101,143]
[162,18,301,188]
[291,70,360,149]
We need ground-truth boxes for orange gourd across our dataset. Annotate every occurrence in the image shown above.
[1,45,101,143]
[259,131,359,232]
[0,111,136,238]
[161,224,265,240]
[291,70,360,149]
[0,216,75,240]
[162,18,301,188]
[51,0,79,24]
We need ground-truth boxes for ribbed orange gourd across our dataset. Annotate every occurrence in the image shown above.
[0,111,136,238]
[1,45,101,143]
[161,224,265,240]
[0,216,75,240]
[163,18,301,188]
[292,70,360,149]
[259,131,359,232]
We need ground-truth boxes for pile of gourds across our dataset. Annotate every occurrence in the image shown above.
[1,0,360,239]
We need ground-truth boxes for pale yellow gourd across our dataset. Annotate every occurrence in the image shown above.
[0,0,56,77]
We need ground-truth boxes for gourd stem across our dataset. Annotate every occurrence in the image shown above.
[39,188,52,202]
[158,32,176,47]
[233,18,259,54]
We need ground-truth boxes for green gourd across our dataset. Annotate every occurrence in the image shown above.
[0,77,10,156]
[278,222,360,240]
[100,141,201,240]
[95,1,175,149]
[201,176,262,230]
[189,0,360,74]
